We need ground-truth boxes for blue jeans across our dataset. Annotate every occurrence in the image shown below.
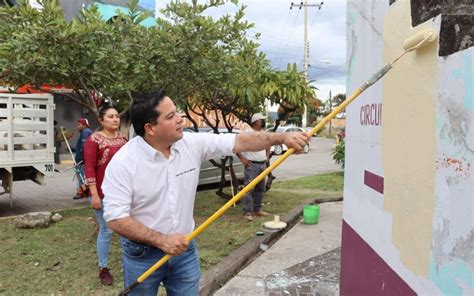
[121,238,200,296]
[76,163,86,188]
[91,203,113,268]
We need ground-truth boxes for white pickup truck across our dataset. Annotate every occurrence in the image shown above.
[0,93,56,206]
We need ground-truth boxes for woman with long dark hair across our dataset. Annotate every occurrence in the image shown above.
[84,106,127,285]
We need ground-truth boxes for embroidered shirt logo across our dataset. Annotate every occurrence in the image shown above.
[176,168,196,177]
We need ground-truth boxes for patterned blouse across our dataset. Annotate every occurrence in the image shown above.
[84,132,127,199]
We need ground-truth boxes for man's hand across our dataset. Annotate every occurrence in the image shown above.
[155,233,189,256]
[236,153,250,168]
[107,218,189,255]
[240,156,250,168]
[282,132,310,154]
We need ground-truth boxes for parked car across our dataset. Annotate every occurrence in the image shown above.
[267,126,310,155]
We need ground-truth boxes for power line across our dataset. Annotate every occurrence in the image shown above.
[273,8,302,68]
[309,3,322,28]
[245,34,305,49]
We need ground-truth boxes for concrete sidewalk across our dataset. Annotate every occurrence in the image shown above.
[215,202,343,296]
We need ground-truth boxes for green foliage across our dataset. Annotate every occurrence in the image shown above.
[316,93,346,118]
[332,93,346,107]
[265,63,316,109]
[157,1,269,130]
[0,0,159,118]
[265,64,316,126]
[331,139,345,168]
[0,0,316,126]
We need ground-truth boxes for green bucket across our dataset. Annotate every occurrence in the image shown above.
[303,204,320,224]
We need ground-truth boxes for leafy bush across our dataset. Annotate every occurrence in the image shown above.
[331,139,345,168]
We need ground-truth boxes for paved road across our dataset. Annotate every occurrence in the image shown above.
[270,137,341,181]
[0,163,88,217]
[0,137,341,217]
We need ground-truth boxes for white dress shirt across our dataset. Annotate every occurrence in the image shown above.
[102,132,236,235]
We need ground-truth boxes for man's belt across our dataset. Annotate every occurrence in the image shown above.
[249,160,266,164]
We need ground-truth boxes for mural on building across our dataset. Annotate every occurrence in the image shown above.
[341,0,473,295]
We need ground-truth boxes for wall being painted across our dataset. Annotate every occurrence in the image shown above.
[341,0,473,295]
[381,0,438,278]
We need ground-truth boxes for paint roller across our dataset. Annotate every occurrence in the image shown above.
[119,29,438,296]
[402,29,437,52]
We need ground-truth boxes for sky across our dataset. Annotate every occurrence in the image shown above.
[154,0,347,102]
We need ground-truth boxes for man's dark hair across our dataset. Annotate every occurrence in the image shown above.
[130,90,167,137]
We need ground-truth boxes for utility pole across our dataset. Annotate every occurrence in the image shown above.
[290,1,323,129]
[328,90,332,136]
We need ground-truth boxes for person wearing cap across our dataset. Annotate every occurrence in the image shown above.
[73,117,93,199]
[237,113,270,221]
[101,90,310,295]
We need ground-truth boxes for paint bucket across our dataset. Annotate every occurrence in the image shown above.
[303,204,320,224]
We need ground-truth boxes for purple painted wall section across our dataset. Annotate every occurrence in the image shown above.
[340,221,417,296]
[364,170,384,194]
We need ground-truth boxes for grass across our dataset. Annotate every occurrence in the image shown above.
[272,172,343,191]
[0,172,343,295]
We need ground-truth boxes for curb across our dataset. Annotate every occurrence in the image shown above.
[199,196,343,295]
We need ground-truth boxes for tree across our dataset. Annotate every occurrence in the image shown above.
[148,1,259,199]
[0,0,159,120]
[264,64,316,131]
[156,1,268,134]
[332,93,346,107]
[307,97,322,126]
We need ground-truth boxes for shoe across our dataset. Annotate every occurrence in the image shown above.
[99,267,114,286]
[253,211,270,217]
[73,194,83,200]
[243,213,253,222]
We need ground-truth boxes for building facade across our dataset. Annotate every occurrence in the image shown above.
[341,0,473,294]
